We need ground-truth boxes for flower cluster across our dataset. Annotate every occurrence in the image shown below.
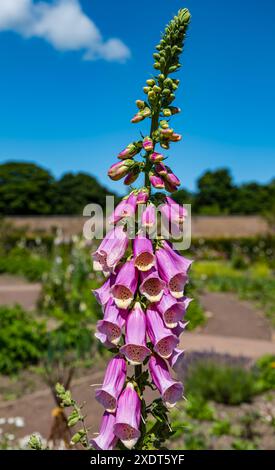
[91,8,191,450]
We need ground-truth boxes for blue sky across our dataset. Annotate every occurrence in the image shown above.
[0,0,274,194]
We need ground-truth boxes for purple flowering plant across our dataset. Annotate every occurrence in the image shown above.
[56,8,192,451]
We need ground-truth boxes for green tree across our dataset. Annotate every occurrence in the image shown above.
[54,172,116,214]
[0,162,54,215]
[194,168,234,214]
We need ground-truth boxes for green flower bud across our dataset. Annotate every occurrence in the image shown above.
[136,99,145,109]
[143,86,150,94]
[160,120,169,129]
[154,62,161,70]
[146,79,155,86]
[148,90,156,100]
[153,85,161,93]
[158,74,165,81]
[163,108,172,117]
[168,65,178,73]
[153,53,160,60]
[162,88,171,96]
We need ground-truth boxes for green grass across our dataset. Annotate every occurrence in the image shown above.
[192,260,275,325]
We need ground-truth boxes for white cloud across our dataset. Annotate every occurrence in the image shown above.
[0,0,130,62]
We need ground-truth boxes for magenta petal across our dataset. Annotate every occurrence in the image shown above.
[133,236,155,272]
[97,300,126,345]
[141,204,156,228]
[139,267,166,302]
[120,302,150,365]
[172,320,189,337]
[90,411,117,450]
[156,242,192,298]
[136,189,149,205]
[156,292,187,328]
[95,331,115,349]
[168,348,185,373]
[109,193,137,224]
[149,355,183,408]
[111,259,138,309]
[114,383,141,449]
[146,305,178,358]
[92,226,128,275]
[95,355,127,412]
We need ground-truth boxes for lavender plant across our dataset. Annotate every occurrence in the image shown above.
[91,8,192,450]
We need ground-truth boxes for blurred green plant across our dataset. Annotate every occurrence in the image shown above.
[0,305,47,375]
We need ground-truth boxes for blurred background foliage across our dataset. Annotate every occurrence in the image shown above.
[0,161,274,216]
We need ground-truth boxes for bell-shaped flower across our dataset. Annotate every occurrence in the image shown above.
[136,188,149,205]
[108,193,137,224]
[114,382,141,449]
[139,268,165,302]
[149,355,183,408]
[146,305,178,358]
[111,259,138,309]
[156,292,191,328]
[90,411,117,450]
[149,172,165,189]
[120,302,151,365]
[95,355,127,412]
[133,235,155,272]
[156,241,192,298]
[97,300,127,345]
[141,204,156,228]
[92,225,128,275]
[92,273,116,306]
[167,348,185,373]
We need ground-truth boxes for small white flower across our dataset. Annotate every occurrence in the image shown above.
[14,417,25,428]
[0,418,6,425]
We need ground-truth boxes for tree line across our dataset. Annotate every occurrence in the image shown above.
[0,162,274,216]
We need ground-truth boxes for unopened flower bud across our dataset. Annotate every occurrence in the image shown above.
[154,62,161,70]
[160,128,174,137]
[168,65,179,73]
[108,160,134,181]
[143,86,150,94]
[160,120,169,129]
[153,85,161,93]
[142,137,154,152]
[169,106,181,115]
[148,90,156,101]
[131,113,145,123]
[155,162,167,176]
[118,142,141,159]
[160,141,170,150]
[136,188,149,205]
[163,108,172,117]
[149,172,165,189]
[142,107,151,117]
[163,88,171,96]
[169,133,182,142]
[149,152,164,163]
[124,168,140,185]
[146,79,155,86]
[136,100,145,109]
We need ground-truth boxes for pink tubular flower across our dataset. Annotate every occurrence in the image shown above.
[141,204,156,228]
[108,192,138,224]
[142,136,154,152]
[114,382,141,449]
[92,225,128,275]
[149,172,165,189]
[90,411,117,450]
[146,305,178,358]
[92,273,115,306]
[164,180,178,193]
[136,188,149,205]
[156,241,193,299]
[95,355,127,412]
[165,197,187,223]
[120,302,151,365]
[95,331,116,349]
[111,259,138,309]
[165,170,181,187]
[133,235,155,272]
[140,268,166,302]
[172,320,189,338]
[108,160,134,181]
[97,300,126,345]
[149,355,183,408]
[149,152,164,163]
[167,348,185,373]
[155,162,168,176]
[156,292,191,328]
